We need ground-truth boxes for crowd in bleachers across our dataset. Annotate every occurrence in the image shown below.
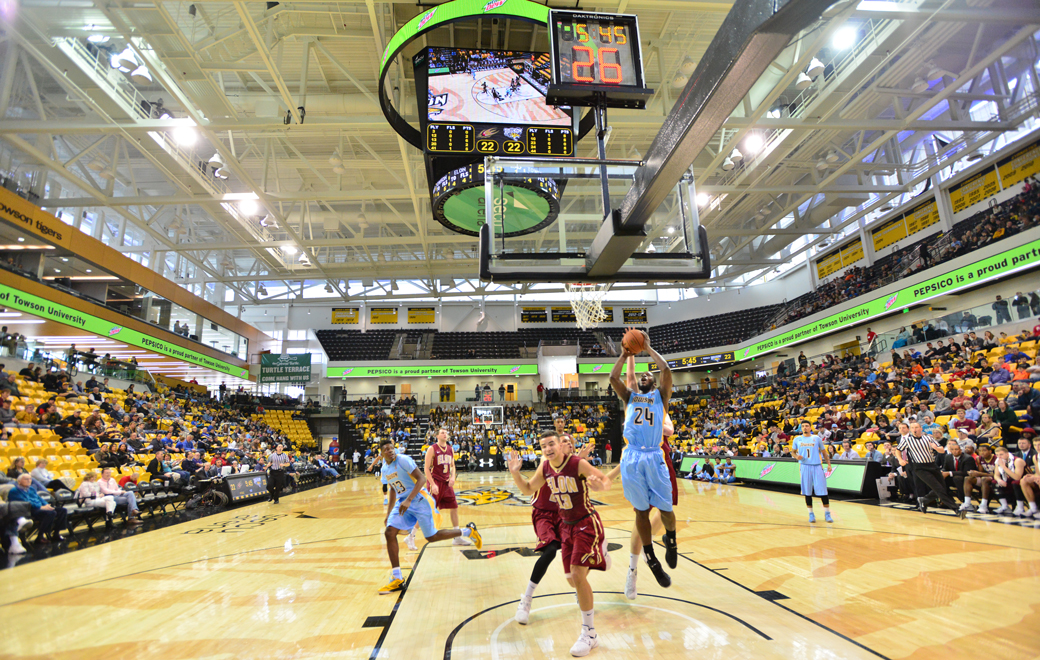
[0,360,330,554]
[771,178,1040,329]
[660,320,1040,516]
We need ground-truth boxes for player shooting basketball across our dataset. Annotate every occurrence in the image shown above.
[608,329,678,589]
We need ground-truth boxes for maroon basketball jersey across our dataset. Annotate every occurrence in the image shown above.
[532,463,558,512]
[542,454,594,522]
[431,443,453,482]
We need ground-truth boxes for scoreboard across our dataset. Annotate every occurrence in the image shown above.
[547,10,652,108]
[424,124,572,157]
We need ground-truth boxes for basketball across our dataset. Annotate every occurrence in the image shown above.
[622,328,647,354]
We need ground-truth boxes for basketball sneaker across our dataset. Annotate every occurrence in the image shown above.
[994,505,1011,515]
[808,511,816,523]
[515,594,533,624]
[824,511,833,523]
[466,522,483,550]
[646,555,671,588]
[452,529,472,546]
[570,630,599,657]
[625,567,638,600]
[405,529,418,551]
[662,533,677,569]
[378,578,405,595]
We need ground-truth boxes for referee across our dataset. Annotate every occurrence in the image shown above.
[896,423,966,519]
[268,444,291,504]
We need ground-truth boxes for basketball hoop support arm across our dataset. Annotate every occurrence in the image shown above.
[584,0,835,278]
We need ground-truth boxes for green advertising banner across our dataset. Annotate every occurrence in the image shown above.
[677,456,867,493]
[328,364,538,378]
[578,362,650,375]
[259,354,312,384]
[739,239,1040,361]
[0,284,249,378]
[380,0,550,77]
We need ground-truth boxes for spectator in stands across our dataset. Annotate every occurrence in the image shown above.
[14,404,37,426]
[836,440,860,460]
[0,374,21,398]
[75,471,118,528]
[1012,292,1032,320]
[939,439,977,510]
[17,363,36,381]
[993,295,1012,324]
[30,459,66,492]
[9,471,69,542]
[97,467,141,523]
[863,441,882,462]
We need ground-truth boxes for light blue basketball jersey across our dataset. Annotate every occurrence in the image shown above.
[794,434,825,466]
[623,389,666,451]
[380,454,419,508]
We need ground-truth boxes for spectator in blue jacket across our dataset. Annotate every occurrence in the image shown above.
[7,474,67,543]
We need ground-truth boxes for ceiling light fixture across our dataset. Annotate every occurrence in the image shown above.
[332,165,346,175]
[282,245,298,255]
[721,157,735,171]
[671,74,689,89]
[679,56,697,75]
[239,198,259,216]
[115,46,138,70]
[795,71,812,90]
[87,158,105,172]
[832,26,856,50]
[744,133,763,154]
[87,34,109,44]
[825,149,839,163]
[214,167,230,180]
[329,150,342,166]
[730,148,743,163]
[172,125,196,146]
[130,65,152,85]
[816,160,828,171]
[208,152,223,167]
[911,76,929,94]
[806,57,825,79]
[695,193,709,206]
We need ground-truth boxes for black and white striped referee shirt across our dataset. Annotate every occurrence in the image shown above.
[897,433,937,464]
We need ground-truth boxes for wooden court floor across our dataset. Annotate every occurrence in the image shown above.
[1,472,1039,660]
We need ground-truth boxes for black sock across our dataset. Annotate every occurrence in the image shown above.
[664,530,676,547]
[643,544,657,562]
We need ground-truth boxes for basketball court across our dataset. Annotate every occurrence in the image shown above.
[429,71,570,126]
[3,474,1038,659]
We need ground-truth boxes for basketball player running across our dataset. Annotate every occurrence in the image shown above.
[514,421,594,625]
[425,428,470,546]
[507,432,611,657]
[378,439,482,594]
[603,355,680,599]
[609,334,677,588]
[793,421,833,523]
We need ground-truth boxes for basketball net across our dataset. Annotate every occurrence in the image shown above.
[565,282,613,330]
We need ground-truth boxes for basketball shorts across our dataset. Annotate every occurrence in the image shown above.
[386,495,437,539]
[560,511,607,576]
[800,464,828,497]
[431,479,458,510]
[620,447,674,512]
[531,506,561,551]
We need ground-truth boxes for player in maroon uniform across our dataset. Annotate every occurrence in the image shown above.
[507,431,611,657]
[424,428,470,546]
[515,419,593,624]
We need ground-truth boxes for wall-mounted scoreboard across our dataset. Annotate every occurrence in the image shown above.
[547,10,652,108]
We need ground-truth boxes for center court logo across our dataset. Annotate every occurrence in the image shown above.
[483,0,507,12]
[457,486,605,507]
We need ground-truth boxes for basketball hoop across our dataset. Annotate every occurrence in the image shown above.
[565,282,613,330]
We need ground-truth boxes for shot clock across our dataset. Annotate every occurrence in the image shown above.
[547,10,652,108]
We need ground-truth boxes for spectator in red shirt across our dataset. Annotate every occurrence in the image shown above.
[950,409,978,434]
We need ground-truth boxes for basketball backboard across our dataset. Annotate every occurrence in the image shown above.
[472,405,504,426]
[478,156,709,283]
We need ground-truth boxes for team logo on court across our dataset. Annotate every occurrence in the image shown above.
[456,486,605,507]
[416,7,437,30]
[884,292,899,310]
[483,0,507,12]
[429,93,448,108]
[504,127,523,141]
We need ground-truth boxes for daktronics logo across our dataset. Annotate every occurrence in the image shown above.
[417,7,437,29]
[483,0,507,12]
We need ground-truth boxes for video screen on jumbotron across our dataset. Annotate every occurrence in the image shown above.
[425,47,571,126]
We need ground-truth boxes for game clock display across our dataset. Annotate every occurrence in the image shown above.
[547,10,652,108]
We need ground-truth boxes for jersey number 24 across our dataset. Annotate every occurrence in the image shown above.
[633,407,656,426]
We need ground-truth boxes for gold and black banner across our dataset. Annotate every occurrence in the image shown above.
[521,307,547,323]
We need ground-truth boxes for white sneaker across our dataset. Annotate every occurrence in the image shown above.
[994,505,1011,515]
[405,530,417,551]
[15,517,31,534]
[570,630,599,657]
[452,534,472,546]
[7,536,25,555]
[625,567,637,600]
[1014,506,1026,517]
[515,594,532,624]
